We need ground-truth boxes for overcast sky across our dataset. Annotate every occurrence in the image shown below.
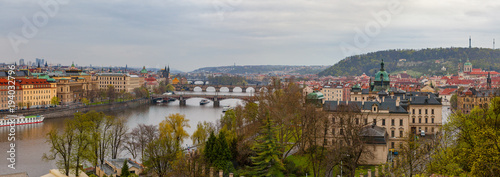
[1,0,499,72]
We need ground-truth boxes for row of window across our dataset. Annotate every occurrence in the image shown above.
[98,77,126,80]
[412,117,435,124]
[24,95,53,100]
[332,118,405,126]
[100,81,126,85]
[411,108,435,115]
[24,90,53,94]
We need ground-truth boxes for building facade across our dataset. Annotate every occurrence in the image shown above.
[18,78,57,108]
[96,73,144,92]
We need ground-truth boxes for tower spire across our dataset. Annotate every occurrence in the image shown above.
[380,59,385,71]
[469,36,471,48]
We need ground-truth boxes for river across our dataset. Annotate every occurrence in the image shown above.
[0,94,245,176]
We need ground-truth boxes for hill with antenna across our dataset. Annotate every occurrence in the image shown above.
[318,48,500,77]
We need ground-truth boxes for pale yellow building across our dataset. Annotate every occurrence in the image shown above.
[0,78,23,110]
[321,86,344,101]
[96,73,144,92]
[324,92,443,165]
[18,78,57,108]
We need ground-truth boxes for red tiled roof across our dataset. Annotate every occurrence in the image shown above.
[439,88,457,95]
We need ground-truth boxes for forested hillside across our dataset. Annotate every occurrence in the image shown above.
[319,48,500,77]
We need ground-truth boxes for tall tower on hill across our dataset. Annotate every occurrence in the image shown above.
[469,36,471,48]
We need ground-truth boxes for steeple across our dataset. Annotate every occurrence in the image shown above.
[380,59,385,71]
[487,71,492,89]
[71,62,75,68]
[37,62,40,68]
[109,66,112,73]
[45,61,48,67]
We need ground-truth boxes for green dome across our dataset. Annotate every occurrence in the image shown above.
[307,92,324,100]
[374,71,390,81]
[352,84,361,89]
[47,78,56,82]
[374,59,390,82]
[140,66,148,74]
[464,58,472,66]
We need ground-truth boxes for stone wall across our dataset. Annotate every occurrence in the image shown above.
[2,98,149,119]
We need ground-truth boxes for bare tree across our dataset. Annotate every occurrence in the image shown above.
[110,117,128,159]
[124,124,159,161]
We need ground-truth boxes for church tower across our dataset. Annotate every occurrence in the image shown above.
[464,58,472,73]
[487,71,492,89]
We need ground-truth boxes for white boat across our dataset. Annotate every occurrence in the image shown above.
[222,106,232,112]
[200,99,210,105]
[0,115,45,127]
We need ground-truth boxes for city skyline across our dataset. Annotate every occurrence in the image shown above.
[1,0,499,71]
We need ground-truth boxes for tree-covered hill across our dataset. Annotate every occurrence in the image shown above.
[318,48,500,77]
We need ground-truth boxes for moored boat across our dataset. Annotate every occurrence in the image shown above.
[200,99,210,105]
[0,115,45,127]
[222,106,232,112]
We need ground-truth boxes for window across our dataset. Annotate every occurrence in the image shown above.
[355,118,359,124]
[419,118,421,123]
[400,119,403,126]
[412,109,415,114]
[419,109,421,114]
[425,118,428,123]
[432,118,434,123]
[425,127,428,132]
[391,119,395,126]
[332,128,335,135]
[391,142,395,148]
[425,109,428,114]
[400,131,403,137]
[373,119,376,125]
[373,107,377,112]
[332,118,335,124]
[340,129,344,135]
[432,127,434,132]
[431,109,434,114]
[412,118,415,123]
[364,119,368,125]
[391,130,394,137]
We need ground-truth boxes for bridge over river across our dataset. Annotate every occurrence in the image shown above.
[152,92,256,107]
[174,84,264,93]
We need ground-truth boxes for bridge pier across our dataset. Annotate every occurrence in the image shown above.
[228,88,233,92]
[179,97,186,106]
[213,97,220,107]
[241,88,246,93]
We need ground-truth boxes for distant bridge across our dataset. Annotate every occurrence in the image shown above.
[174,84,264,93]
[151,92,254,107]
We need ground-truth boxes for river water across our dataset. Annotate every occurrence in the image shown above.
[0,93,246,176]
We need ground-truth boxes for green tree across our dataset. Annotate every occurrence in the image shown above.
[213,132,233,171]
[43,123,75,176]
[51,96,60,106]
[121,160,130,177]
[159,113,190,147]
[427,97,500,176]
[107,85,116,103]
[191,121,215,147]
[81,98,90,105]
[249,117,285,177]
[204,131,217,165]
[166,84,175,92]
[143,136,181,177]
[450,94,458,110]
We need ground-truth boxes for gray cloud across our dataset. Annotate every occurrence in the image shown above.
[1,0,499,71]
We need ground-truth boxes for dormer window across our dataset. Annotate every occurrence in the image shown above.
[372,104,378,112]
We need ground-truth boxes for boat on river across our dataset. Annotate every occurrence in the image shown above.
[0,115,45,127]
[200,99,210,105]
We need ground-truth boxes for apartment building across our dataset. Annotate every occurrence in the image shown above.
[96,73,144,92]
[0,79,23,111]
[17,78,57,108]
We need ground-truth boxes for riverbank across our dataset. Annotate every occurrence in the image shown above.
[1,98,150,119]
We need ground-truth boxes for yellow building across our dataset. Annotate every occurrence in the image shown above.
[0,78,23,111]
[321,86,344,101]
[324,92,443,165]
[18,78,57,108]
[96,73,144,92]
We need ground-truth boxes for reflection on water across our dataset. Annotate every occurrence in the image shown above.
[0,99,243,176]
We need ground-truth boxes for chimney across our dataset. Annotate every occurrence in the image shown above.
[362,100,365,106]
[346,100,349,105]
[382,97,385,102]
[428,94,430,98]
[337,100,340,105]
[396,97,400,107]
